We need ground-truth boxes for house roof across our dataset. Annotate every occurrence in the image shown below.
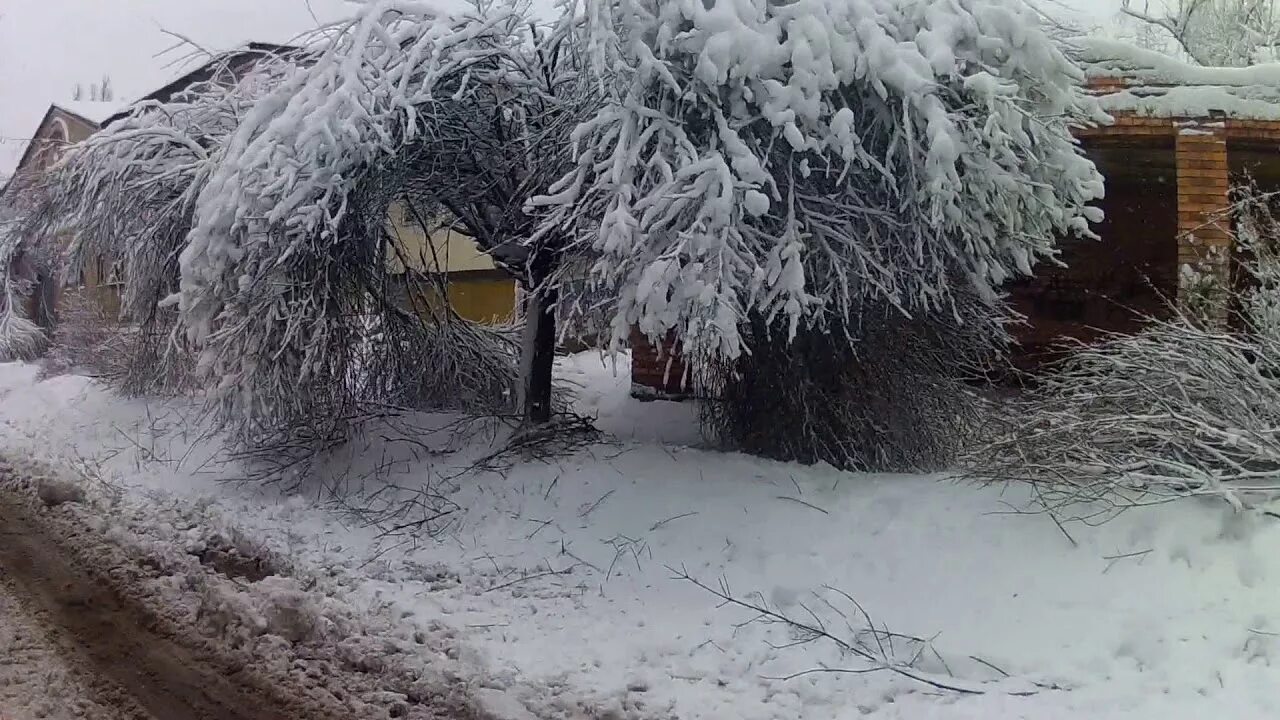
[1,41,297,200]
[0,104,103,199]
[100,41,297,126]
[56,101,128,126]
[1081,38,1280,121]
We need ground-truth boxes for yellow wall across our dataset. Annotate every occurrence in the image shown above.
[386,203,498,273]
[440,277,518,324]
[396,276,518,324]
[386,203,517,324]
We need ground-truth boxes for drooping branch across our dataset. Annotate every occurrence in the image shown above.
[534,0,1106,362]
[174,0,596,430]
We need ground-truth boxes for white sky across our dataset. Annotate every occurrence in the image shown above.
[0,0,1131,178]
[0,0,358,177]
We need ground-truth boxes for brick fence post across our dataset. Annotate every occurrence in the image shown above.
[1174,120,1232,325]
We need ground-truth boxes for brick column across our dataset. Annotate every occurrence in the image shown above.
[629,328,689,400]
[1175,121,1232,322]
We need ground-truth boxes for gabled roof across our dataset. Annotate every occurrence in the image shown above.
[0,104,103,199]
[57,101,128,126]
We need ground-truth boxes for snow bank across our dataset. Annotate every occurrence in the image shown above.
[1081,38,1280,120]
[3,358,1280,718]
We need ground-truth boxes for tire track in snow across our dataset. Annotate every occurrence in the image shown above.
[0,489,343,720]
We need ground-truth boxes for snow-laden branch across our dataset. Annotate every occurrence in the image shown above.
[179,1,527,347]
[0,211,45,361]
[532,0,1107,360]
[42,55,293,329]
[12,50,299,392]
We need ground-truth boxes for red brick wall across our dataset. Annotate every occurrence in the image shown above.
[1010,178,1179,364]
[629,328,689,398]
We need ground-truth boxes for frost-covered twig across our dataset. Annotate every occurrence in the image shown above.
[670,565,1040,696]
[969,181,1280,520]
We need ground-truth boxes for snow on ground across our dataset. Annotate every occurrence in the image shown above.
[2,354,1280,718]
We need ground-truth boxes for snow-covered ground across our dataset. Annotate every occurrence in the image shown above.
[2,354,1279,719]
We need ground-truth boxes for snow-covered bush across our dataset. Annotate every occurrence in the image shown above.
[973,183,1280,519]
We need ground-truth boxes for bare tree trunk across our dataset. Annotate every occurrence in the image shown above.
[34,272,59,336]
[522,285,557,423]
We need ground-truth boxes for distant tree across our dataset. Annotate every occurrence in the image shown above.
[1122,0,1280,65]
[71,75,115,103]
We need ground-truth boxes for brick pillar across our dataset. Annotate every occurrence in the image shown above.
[629,328,689,400]
[1175,121,1232,323]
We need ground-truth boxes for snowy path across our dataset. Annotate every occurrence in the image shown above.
[2,355,1280,719]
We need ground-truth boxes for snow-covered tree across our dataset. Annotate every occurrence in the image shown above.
[532,0,1105,468]
[19,50,297,392]
[1122,0,1280,65]
[537,0,1104,358]
[178,0,591,430]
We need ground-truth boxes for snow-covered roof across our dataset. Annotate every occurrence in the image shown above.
[1080,38,1280,121]
[97,42,298,127]
[54,101,129,127]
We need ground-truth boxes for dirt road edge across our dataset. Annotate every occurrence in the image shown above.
[0,457,492,720]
